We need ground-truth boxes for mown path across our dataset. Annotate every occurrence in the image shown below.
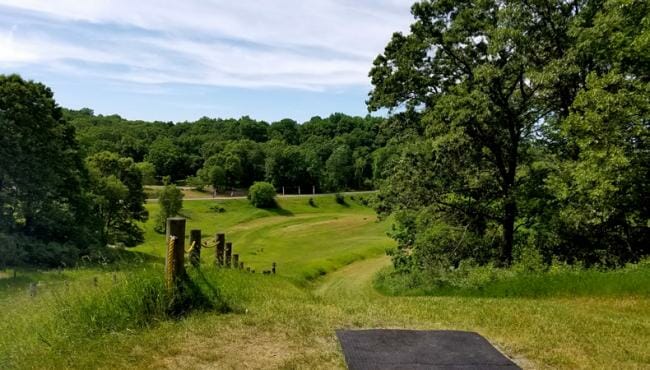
[314,255,391,299]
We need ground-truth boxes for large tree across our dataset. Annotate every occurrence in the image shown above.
[370,0,649,268]
[87,152,148,246]
[0,74,95,266]
[369,0,573,265]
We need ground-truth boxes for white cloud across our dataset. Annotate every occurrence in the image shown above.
[0,0,414,90]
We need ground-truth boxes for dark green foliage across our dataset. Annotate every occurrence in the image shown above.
[0,74,96,267]
[155,182,184,233]
[87,152,148,246]
[308,197,317,207]
[248,182,276,208]
[64,109,391,194]
[209,205,226,213]
[370,0,649,272]
[334,193,346,205]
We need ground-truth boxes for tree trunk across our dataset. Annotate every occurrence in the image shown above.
[501,199,516,266]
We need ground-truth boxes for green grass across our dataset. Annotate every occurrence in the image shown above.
[1,196,649,369]
[374,261,650,298]
[136,196,393,283]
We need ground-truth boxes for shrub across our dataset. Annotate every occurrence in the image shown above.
[308,197,317,207]
[248,182,276,208]
[209,205,226,213]
[335,193,346,205]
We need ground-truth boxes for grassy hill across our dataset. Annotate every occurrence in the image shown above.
[0,195,648,369]
[136,194,393,282]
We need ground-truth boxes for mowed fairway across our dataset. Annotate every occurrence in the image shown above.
[135,195,393,282]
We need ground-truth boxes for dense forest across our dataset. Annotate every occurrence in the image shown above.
[65,109,389,192]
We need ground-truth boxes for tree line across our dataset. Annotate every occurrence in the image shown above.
[65,109,389,193]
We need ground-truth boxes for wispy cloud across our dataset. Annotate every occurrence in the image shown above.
[0,1,413,90]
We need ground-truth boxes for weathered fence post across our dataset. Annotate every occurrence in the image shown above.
[216,233,225,266]
[165,217,186,291]
[225,242,232,268]
[233,254,239,269]
[312,185,315,195]
[298,186,301,195]
[272,262,276,274]
[189,229,202,268]
[29,282,36,297]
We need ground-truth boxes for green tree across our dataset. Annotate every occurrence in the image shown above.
[248,182,276,208]
[156,182,184,233]
[0,74,96,266]
[135,161,157,185]
[87,152,148,246]
[325,145,353,191]
[369,0,582,266]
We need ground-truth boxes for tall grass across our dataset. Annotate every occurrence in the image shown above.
[375,259,650,298]
[0,265,229,368]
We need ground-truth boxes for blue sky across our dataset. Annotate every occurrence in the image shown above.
[0,1,413,123]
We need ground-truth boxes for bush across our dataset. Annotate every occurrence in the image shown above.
[335,193,346,205]
[248,182,276,208]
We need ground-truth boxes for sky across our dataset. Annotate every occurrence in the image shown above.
[0,1,414,123]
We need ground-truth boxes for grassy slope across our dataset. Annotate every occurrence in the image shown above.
[135,196,392,282]
[1,197,649,369]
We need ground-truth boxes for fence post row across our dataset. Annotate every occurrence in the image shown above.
[189,229,201,268]
[216,233,225,266]
[165,217,186,292]
[225,242,232,268]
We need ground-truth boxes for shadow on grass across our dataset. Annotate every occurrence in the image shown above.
[265,203,294,216]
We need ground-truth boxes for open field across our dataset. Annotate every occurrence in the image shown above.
[1,196,649,369]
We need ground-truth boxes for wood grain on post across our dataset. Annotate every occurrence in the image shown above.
[225,242,232,268]
[216,233,225,266]
[189,229,201,268]
[165,217,186,290]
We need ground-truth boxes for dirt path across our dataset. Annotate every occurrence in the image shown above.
[313,255,391,299]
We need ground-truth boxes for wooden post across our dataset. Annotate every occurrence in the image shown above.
[282,186,285,196]
[312,185,315,195]
[272,262,276,274]
[93,276,98,287]
[298,186,301,195]
[165,217,186,291]
[29,283,36,297]
[239,262,244,270]
[233,254,239,269]
[225,242,232,268]
[189,229,202,268]
[216,233,225,266]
